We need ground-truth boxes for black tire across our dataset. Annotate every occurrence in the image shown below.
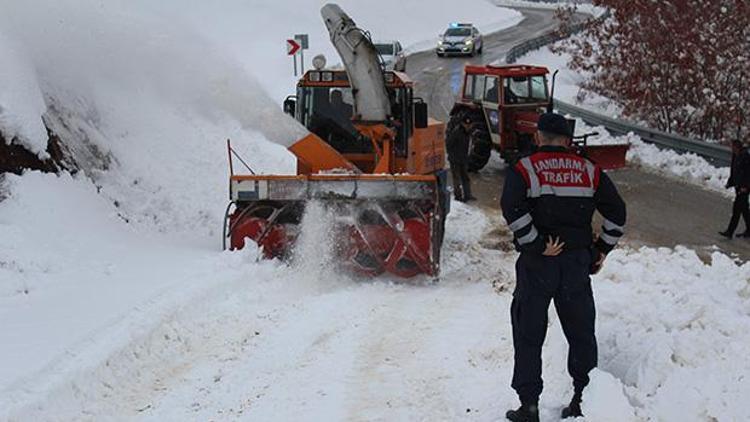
[437,52,444,58]
[478,44,483,54]
[447,109,492,172]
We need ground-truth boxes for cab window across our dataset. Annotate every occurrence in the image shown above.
[505,75,548,104]
[463,75,474,99]
[484,76,499,103]
[530,76,547,100]
[472,75,485,101]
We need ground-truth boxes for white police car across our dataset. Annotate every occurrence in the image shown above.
[436,23,483,57]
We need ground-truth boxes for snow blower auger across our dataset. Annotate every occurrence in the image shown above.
[223,3,450,278]
[447,65,629,170]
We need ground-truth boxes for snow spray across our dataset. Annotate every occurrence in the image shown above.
[291,200,345,284]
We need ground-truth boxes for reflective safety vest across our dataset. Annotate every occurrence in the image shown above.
[501,146,626,254]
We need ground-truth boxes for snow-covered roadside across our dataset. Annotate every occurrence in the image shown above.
[594,246,750,421]
[518,44,732,196]
[0,32,47,156]
[5,200,750,421]
[490,0,606,17]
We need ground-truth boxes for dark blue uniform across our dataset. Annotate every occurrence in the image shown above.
[501,146,626,407]
[723,146,750,236]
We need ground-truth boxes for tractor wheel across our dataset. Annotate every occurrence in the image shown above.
[448,109,492,172]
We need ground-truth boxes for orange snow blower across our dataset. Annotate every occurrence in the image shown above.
[223,4,449,278]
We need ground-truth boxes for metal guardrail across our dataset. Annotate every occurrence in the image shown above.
[505,11,602,64]
[504,10,732,166]
[555,101,732,165]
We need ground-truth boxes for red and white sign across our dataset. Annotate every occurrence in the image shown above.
[286,39,301,56]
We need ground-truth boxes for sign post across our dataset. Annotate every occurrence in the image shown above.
[287,35,309,76]
[287,39,301,76]
[294,34,309,73]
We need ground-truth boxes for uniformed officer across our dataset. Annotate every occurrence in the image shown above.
[501,113,627,421]
[720,139,750,238]
[446,115,476,202]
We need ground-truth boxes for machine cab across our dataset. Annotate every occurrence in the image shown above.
[284,69,434,173]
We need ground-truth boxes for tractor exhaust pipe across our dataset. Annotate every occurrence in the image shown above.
[547,69,559,113]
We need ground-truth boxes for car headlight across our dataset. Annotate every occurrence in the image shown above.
[437,40,444,46]
[465,39,473,45]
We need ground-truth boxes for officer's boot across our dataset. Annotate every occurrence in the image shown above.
[561,390,583,419]
[505,403,539,422]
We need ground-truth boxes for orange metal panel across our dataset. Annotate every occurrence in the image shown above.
[409,119,446,175]
[288,133,359,175]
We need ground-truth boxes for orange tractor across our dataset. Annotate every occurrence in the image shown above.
[448,64,629,170]
[223,4,449,278]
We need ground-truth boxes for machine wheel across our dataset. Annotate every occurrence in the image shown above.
[437,52,444,58]
[478,44,483,54]
[447,109,492,172]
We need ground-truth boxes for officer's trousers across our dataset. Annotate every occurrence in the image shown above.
[511,249,597,405]
[726,190,750,235]
[450,161,472,201]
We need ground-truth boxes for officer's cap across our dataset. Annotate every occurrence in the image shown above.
[538,112,573,138]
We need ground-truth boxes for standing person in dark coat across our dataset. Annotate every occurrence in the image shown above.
[720,139,750,239]
[501,113,627,422]
[447,116,476,202]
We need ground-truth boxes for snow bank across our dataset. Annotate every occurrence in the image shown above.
[0,32,48,156]
[0,0,302,238]
[490,0,607,17]
[595,246,750,421]
[583,369,637,422]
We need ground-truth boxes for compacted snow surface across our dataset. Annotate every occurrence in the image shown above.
[1,1,750,421]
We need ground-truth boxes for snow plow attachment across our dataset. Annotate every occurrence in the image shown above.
[583,144,629,170]
[572,132,629,170]
[224,173,447,278]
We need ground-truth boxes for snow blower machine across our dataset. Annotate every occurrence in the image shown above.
[448,64,629,171]
[223,4,449,278]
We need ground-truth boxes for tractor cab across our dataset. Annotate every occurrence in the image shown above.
[462,64,550,107]
[284,69,434,174]
[450,64,553,167]
[462,65,551,153]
